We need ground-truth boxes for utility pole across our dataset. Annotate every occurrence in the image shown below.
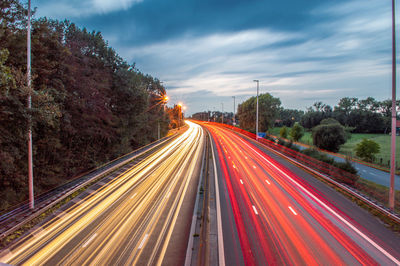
[389,0,397,210]
[221,103,224,124]
[254,80,259,140]
[232,96,236,125]
[27,0,34,210]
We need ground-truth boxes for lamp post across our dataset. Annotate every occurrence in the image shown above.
[27,0,34,210]
[389,0,397,210]
[253,80,259,140]
[178,102,183,129]
[232,96,236,126]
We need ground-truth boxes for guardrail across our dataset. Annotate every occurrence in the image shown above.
[0,134,177,241]
[203,121,400,224]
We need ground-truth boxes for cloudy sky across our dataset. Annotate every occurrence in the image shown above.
[32,0,397,115]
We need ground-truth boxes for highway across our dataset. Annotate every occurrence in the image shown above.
[202,122,400,265]
[1,121,204,265]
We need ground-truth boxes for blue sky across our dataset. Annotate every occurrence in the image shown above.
[32,0,397,115]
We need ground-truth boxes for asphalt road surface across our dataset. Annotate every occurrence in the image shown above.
[202,122,400,265]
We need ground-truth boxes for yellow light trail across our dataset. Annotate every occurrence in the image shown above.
[1,121,204,265]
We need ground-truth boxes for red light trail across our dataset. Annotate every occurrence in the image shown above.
[202,122,399,265]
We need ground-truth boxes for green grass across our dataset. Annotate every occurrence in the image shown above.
[339,134,400,166]
[269,127,400,167]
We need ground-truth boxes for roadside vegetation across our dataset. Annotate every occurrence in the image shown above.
[0,1,183,210]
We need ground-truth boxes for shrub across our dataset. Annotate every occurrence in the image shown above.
[290,122,304,142]
[355,139,380,162]
[312,119,347,152]
[280,126,288,138]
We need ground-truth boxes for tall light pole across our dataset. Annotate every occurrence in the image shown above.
[389,0,397,210]
[221,102,224,124]
[27,0,34,210]
[253,80,259,140]
[178,103,182,129]
[232,96,236,125]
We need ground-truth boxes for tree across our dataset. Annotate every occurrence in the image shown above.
[290,122,304,142]
[355,139,380,162]
[279,126,288,138]
[312,119,347,152]
[237,93,281,132]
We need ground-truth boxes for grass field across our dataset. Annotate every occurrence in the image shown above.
[269,127,400,167]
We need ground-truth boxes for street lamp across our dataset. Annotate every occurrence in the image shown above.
[232,96,236,126]
[253,80,259,140]
[221,102,224,124]
[27,0,34,209]
[178,102,183,129]
[389,0,397,210]
[158,94,168,139]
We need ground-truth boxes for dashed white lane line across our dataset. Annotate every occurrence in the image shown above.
[288,206,298,216]
[130,192,137,199]
[252,205,259,215]
[82,233,97,248]
[240,179,243,184]
[138,234,149,250]
[265,179,271,185]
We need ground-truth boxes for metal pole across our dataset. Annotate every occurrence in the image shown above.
[27,6,34,208]
[221,103,224,124]
[232,96,236,125]
[254,80,259,139]
[389,0,397,210]
[27,0,34,210]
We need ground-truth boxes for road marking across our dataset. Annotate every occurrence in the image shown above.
[252,205,258,215]
[288,206,298,215]
[240,179,243,184]
[130,192,137,199]
[253,165,256,169]
[166,191,171,198]
[245,156,248,160]
[138,234,149,250]
[238,137,400,265]
[369,172,378,177]
[82,233,97,248]
[265,179,271,185]
[209,132,226,266]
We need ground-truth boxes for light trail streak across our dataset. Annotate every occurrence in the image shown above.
[1,121,204,265]
[202,122,400,265]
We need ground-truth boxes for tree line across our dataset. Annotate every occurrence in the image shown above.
[0,0,169,210]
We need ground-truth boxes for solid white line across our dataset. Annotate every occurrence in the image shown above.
[240,179,243,184]
[138,234,149,250]
[265,179,271,185]
[288,206,298,216]
[252,205,258,215]
[238,137,400,265]
[210,133,226,266]
[130,192,137,199]
[82,233,97,248]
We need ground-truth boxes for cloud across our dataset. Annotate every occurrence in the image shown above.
[32,0,394,114]
[33,0,143,18]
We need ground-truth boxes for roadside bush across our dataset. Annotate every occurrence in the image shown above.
[355,139,380,162]
[290,122,304,142]
[333,160,358,175]
[280,126,288,138]
[312,119,347,152]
